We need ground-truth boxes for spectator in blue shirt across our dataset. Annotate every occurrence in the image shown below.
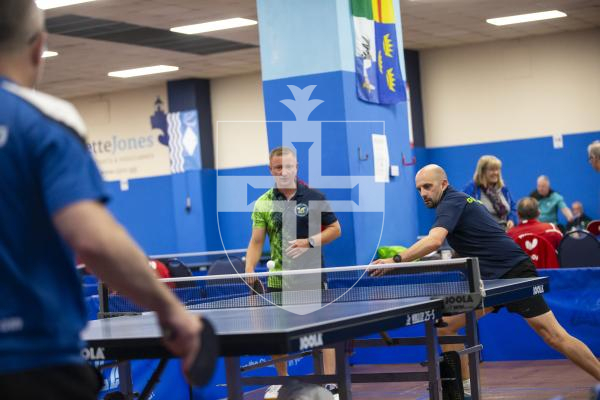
[0,1,204,398]
[463,155,517,230]
[530,175,573,227]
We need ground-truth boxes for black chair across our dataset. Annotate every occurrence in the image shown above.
[158,258,193,288]
[557,230,600,268]
[207,257,245,275]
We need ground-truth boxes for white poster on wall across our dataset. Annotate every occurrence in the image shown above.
[372,133,390,183]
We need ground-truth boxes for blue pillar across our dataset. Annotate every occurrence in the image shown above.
[257,0,418,265]
[164,79,215,252]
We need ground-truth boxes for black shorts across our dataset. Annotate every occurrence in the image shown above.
[0,363,102,400]
[494,258,550,319]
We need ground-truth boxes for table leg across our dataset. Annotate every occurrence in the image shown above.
[334,342,352,400]
[225,356,244,400]
[465,310,481,400]
[117,361,134,399]
[313,349,324,375]
[425,319,442,400]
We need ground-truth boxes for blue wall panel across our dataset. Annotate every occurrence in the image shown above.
[414,131,600,235]
[106,177,178,254]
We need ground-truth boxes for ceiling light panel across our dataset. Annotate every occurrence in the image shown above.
[171,18,257,35]
[486,10,567,26]
[36,0,97,10]
[108,65,179,79]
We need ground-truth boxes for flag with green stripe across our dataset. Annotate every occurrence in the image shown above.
[350,0,406,104]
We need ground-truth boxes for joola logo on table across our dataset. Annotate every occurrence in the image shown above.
[81,347,105,360]
[299,333,324,350]
[445,294,474,304]
[533,285,545,295]
[406,310,435,325]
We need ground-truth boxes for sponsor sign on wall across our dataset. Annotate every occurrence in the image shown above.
[78,89,201,182]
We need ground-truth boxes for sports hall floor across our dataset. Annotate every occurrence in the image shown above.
[246,359,596,399]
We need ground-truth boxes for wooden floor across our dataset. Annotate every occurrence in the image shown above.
[246,359,597,399]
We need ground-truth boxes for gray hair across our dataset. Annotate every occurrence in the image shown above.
[0,0,44,53]
[589,140,600,159]
[517,197,539,220]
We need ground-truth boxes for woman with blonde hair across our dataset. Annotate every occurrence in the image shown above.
[463,155,517,230]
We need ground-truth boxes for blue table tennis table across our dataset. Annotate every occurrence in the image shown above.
[82,265,549,400]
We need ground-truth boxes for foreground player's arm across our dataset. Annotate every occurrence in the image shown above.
[245,227,266,274]
[53,200,201,371]
[371,227,448,273]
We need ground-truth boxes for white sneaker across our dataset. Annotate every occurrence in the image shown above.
[324,383,339,400]
[264,384,282,399]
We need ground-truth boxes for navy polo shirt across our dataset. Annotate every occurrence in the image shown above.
[272,182,338,238]
[0,77,108,374]
[253,182,338,288]
[433,186,529,279]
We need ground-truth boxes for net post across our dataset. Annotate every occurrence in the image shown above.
[97,281,109,319]
[465,257,482,294]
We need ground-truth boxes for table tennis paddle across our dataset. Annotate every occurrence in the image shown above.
[586,220,600,235]
[252,279,265,295]
[186,318,219,387]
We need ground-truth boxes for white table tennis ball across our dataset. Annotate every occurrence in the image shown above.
[266,260,275,270]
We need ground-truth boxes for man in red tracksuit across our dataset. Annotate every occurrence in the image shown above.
[508,197,563,249]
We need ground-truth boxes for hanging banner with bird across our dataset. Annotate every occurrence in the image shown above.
[350,0,407,104]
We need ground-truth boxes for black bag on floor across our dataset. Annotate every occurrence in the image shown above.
[440,351,464,400]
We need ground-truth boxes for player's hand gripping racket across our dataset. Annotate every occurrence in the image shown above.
[187,319,219,386]
[163,318,219,387]
[249,260,274,295]
[252,279,265,295]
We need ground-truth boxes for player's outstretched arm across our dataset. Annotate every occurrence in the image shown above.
[52,200,201,372]
[370,227,448,275]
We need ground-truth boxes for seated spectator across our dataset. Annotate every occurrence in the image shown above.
[566,201,592,231]
[530,175,573,227]
[463,155,517,230]
[508,197,563,249]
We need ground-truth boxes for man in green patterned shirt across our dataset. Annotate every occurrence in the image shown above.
[245,146,341,398]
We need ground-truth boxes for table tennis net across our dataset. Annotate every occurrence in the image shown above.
[98,258,482,317]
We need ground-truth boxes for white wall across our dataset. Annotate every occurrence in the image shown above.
[69,73,269,178]
[420,28,600,148]
[71,84,171,181]
[210,72,269,169]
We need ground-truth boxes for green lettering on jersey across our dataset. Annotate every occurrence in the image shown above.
[466,196,483,205]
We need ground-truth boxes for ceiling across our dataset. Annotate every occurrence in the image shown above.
[38,0,600,99]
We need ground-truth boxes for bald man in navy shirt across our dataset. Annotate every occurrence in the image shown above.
[373,164,600,398]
